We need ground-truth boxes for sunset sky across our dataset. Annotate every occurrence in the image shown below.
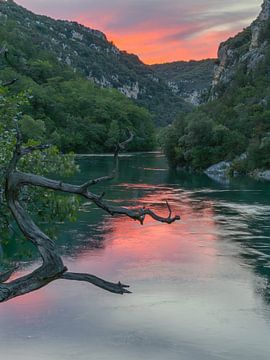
[16,0,262,64]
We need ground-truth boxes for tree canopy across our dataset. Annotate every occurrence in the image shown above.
[163,49,270,173]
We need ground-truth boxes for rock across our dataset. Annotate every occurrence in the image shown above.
[205,161,231,176]
[71,30,83,41]
[210,0,270,99]
[259,0,270,21]
[184,89,203,106]
[204,161,231,183]
[236,153,247,161]
[253,170,270,181]
[118,82,140,99]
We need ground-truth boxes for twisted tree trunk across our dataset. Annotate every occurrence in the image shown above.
[0,131,180,302]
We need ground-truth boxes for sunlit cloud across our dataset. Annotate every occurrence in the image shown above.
[16,0,262,63]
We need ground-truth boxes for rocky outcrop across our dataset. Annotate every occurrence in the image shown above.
[151,59,215,105]
[258,0,270,21]
[211,0,270,98]
[211,46,235,89]
[205,154,270,183]
[252,170,270,181]
[119,82,140,99]
[205,161,231,183]
[0,0,191,125]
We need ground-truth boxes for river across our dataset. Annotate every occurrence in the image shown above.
[0,152,270,360]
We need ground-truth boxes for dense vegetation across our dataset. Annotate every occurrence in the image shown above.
[0,34,156,153]
[164,16,270,174]
[0,86,81,261]
[163,63,270,172]
[151,59,215,102]
[0,0,191,126]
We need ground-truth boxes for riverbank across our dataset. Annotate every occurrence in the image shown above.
[205,160,270,183]
[1,152,270,360]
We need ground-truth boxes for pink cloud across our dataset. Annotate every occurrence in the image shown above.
[16,0,262,63]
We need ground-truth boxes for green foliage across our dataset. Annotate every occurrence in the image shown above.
[105,120,120,150]
[164,14,270,173]
[151,59,215,95]
[0,59,156,153]
[0,88,80,261]
[164,72,270,171]
[0,0,191,127]
[0,1,158,153]
[0,1,160,260]
[20,115,46,140]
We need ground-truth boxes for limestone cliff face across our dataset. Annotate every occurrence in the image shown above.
[211,0,270,98]
[0,0,192,125]
[249,0,270,50]
[151,59,215,106]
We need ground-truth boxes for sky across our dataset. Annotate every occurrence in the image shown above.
[16,0,263,64]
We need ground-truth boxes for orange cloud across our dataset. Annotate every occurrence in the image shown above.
[105,28,235,64]
[76,13,257,64]
[16,0,262,64]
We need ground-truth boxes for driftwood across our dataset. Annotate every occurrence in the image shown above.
[0,128,180,303]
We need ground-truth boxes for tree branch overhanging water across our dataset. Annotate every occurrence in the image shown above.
[0,128,180,303]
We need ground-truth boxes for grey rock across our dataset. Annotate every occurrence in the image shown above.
[205,161,231,184]
[253,170,270,181]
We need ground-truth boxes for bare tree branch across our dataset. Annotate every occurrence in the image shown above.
[10,171,180,224]
[0,127,180,303]
[115,131,134,157]
[81,131,134,190]
[2,78,18,87]
[0,266,18,283]
[61,273,131,295]
[81,173,116,190]
[21,144,51,156]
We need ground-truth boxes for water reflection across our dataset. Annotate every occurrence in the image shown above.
[0,153,270,360]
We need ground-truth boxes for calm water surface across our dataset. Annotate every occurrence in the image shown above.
[0,153,270,360]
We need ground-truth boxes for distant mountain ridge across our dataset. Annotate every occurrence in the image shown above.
[163,0,270,176]
[150,59,215,105]
[0,0,218,125]
[0,0,196,125]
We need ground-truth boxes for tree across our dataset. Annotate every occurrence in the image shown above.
[0,128,180,302]
[105,119,120,150]
[0,46,180,302]
[20,115,46,141]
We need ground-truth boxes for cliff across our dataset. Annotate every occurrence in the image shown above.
[150,59,215,106]
[211,0,270,98]
[0,0,192,125]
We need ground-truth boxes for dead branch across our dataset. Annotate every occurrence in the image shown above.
[2,78,18,87]
[0,266,18,283]
[0,127,180,302]
[21,144,51,156]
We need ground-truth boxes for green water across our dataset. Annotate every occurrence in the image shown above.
[0,153,270,360]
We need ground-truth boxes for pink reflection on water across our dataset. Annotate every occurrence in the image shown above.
[0,183,219,309]
[0,269,53,315]
[72,184,219,281]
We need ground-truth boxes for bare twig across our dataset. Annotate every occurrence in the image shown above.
[0,265,18,283]
[2,79,18,87]
[61,272,131,295]
[0,128,180,302]
[115,131,134,157]
[81,131,134,190]
[21,144,51,156]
